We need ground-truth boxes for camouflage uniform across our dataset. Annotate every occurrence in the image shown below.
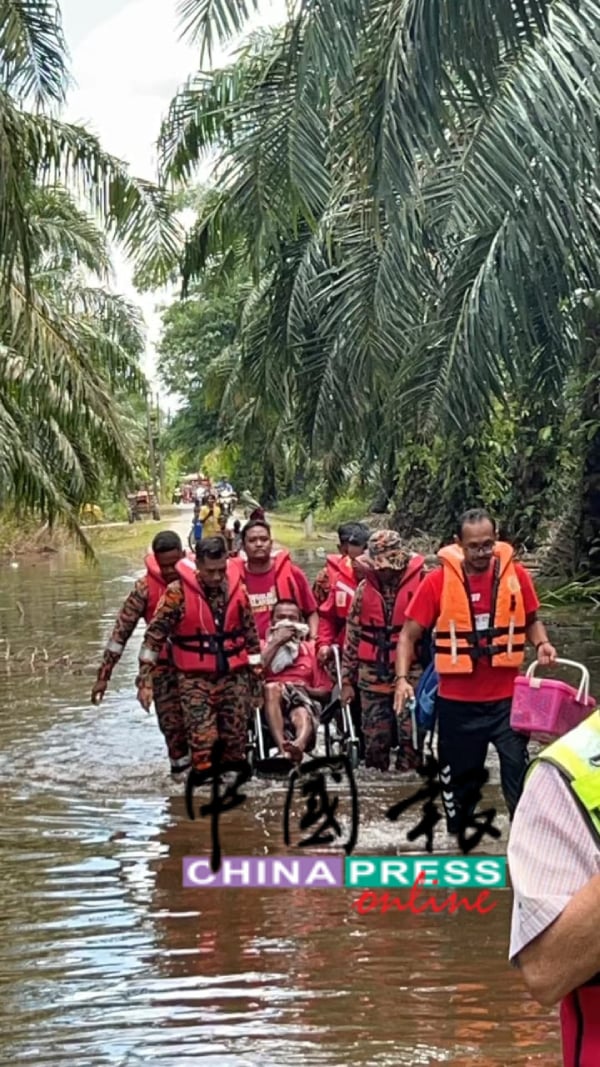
[138,579,261,772]
[342,532,420,773]
[312,565,331,607]
[94,576,189,771]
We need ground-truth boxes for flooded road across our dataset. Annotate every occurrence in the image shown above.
[1,521,596,1066]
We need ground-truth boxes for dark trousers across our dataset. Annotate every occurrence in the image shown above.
[436,695,529,831]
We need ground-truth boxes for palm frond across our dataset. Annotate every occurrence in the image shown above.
[0,0,67,106]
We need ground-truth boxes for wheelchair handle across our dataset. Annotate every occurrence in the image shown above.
[331,644,344,691]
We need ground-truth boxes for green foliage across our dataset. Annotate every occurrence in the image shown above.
[155,0,600,570]
[0,0,184,546]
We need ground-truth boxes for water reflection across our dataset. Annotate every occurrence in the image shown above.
[0,533,572,1065]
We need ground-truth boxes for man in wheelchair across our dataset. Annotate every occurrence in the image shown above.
[262,599,331,763]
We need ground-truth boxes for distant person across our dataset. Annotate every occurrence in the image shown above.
[218,513,234,555]
[188,503,204,551]
[91,531,190,776]
[216,476,234,495]
[199,493,221,536]
[231,519,243,555]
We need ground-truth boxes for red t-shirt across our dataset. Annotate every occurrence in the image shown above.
[244,563,317,641]
[264,641,317,685]
[407,562,540,702]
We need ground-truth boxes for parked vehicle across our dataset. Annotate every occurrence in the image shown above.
[80,503,103,524]
[126,490,160,523]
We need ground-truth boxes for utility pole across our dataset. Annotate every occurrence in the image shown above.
[156,392,166,502]
[146,391,159,500]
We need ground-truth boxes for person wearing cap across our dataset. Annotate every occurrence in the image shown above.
[312,522,370,610]
[395,507,556,831]
[314,522,371,664]
[341,530,426,771]
[507,708,600,1066]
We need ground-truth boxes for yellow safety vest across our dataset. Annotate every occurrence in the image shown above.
[528,710,600,842]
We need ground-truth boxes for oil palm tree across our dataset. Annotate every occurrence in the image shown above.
[0,184,147,543]
[161,0,600,561]
[0,1,182,535]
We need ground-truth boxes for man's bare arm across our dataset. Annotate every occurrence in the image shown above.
[518,874,600,1006]
[396,619,424,679]
[261,627,296,671]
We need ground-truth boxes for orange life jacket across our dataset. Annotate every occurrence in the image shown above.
[169,558,251,674]
[325,554,357,621]
[357,556,425,677]
[433,542,526,675]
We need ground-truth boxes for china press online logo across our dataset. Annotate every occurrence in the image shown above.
[183,855,505,914]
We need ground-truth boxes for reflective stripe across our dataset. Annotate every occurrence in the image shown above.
[106,640,124,654]
[170,754,192,773]
[140,646,159,664]
[248,654,262,666]
[508,616,514,655]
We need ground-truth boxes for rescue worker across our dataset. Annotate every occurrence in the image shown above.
[314,523,371,661]
[341,530,425,772]
[312,522,370,610]
[262,600,331,763]
[136,537,262,774]
[91,530,190,776]
[508,708,600,1066]
[315,523,371,758]
[395,508,557,831]
[229,518,318,642]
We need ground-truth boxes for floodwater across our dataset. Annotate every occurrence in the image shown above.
[1,519,597,1066]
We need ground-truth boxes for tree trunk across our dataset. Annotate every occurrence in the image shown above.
[261,459,278,508]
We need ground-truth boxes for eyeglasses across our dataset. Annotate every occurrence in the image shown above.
[465,540,495,555]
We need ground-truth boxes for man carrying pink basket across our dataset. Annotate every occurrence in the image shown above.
[394,508,557,833]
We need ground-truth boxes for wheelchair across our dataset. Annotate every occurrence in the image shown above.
[320,645,361,770]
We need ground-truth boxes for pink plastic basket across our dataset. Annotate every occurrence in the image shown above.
[511,658,596,738]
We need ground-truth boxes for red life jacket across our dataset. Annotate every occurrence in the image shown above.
[145,553,166,622]
[169,558,250,674]
[356,555,425,677]
[145,551,194,666]
[229,550,302,605]
[325,554,357,621]
[144,553,169,665]
[560,983,600,1067]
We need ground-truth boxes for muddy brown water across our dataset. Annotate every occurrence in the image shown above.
[1,518,599,1066]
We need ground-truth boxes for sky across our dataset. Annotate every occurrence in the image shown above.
[59,0,285,404]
